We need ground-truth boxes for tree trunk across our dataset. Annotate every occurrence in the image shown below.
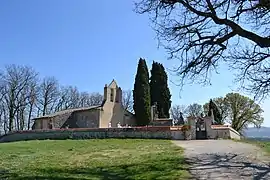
[9,110,14,131]
[27,103,33,130]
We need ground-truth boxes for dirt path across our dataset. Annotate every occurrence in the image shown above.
[173,140,270,180]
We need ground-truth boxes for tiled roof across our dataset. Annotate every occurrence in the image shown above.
[33,105,101,120]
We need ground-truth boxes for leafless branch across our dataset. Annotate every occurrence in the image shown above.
[135,0,270,99]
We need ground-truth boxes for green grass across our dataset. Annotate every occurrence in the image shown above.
[239,139,270,154]
[0,139,190,180]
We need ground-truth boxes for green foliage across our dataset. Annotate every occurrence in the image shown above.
[150,61,171,118]
[177,112,185,125]
[224,93,264,133]
[207,99,223,124]
[204,93,264,133]
[0,139,190,179]
[133,58,151,125]
[203,97,228,124]
[239,139,270,157]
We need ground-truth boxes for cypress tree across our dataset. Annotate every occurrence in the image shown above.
[208,99,222,124]
[133,58,151,125]
[150,61,171,118]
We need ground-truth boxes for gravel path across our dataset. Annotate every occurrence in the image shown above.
[173,140,270,180]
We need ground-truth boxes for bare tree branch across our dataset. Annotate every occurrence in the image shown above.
[135,0,270,99]
[122,90,133,113]
[37,77,59,116]
[0,65,38,131]
[170,104,186,124]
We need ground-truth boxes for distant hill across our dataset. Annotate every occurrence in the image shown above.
[243,127,270,138]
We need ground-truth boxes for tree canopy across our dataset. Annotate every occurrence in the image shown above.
[203,97,228,124]
[150,61,171,118]
[207,99,223,124]
[135,0,270,99]
[133,58,151,125]
[224,93,264,133]
[202,93,264,133]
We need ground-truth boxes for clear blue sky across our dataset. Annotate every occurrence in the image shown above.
[0,0,269,126]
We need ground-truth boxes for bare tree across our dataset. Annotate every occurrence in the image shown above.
[122,90,133,112]
[61,86,80,109]
[185,103,203,117]
[37,77,59,116]
[79,91,89,107]
[170,104,186,125]
[0,81,5,133]
[54,86,68,111]
[0,65,38,131]
[78,92,103,107]
[0,102,5,134]
[135,0,270,99]
[26,82,38,130]
[0,82,8,134]
[87,92,103,106]
[55,89,103,111]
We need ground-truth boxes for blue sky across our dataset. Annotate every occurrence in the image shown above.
[0,0,269,126]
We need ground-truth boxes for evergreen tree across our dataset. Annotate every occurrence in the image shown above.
[150,61,171,118]
[208,99,222,124]
[175,112,185,125]
[133,58,151,125]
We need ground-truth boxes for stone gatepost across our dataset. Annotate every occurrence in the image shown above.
[204,109,216,139]
[187,116,196,140]
[204,117,215,139]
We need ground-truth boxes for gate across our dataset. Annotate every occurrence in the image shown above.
[196,118,207,140]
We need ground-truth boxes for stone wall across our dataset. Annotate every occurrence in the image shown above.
[72,110,100,128]
[150,119,173,126]
[228,127,241,140]
[209,127,241,140]
[33,112,72,130]
[0,127,185,143]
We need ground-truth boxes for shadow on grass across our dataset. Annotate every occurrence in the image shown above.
[185,153,270,180]
[0,157,190,180]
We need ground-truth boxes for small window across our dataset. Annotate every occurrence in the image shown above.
[110,89,114,102]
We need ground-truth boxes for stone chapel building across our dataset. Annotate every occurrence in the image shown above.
[32,80,136,130]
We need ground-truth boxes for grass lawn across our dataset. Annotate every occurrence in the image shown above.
[0,139,190,180]
[240,139,270,154]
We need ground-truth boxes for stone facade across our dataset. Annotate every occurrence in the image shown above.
[187,116,241,140]
[29,80,240,140]
[32,80,136,130]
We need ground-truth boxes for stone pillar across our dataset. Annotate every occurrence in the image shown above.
[210,109,215,124]
[187,116,196,140]
[204,117,215,139]
[150,103,158,122]
[150,105,154,122]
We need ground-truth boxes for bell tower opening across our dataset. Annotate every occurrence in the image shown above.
[110,88,114,102]
[104,79,122,104]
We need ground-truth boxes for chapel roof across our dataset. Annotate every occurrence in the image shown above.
[32,105,101,120]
